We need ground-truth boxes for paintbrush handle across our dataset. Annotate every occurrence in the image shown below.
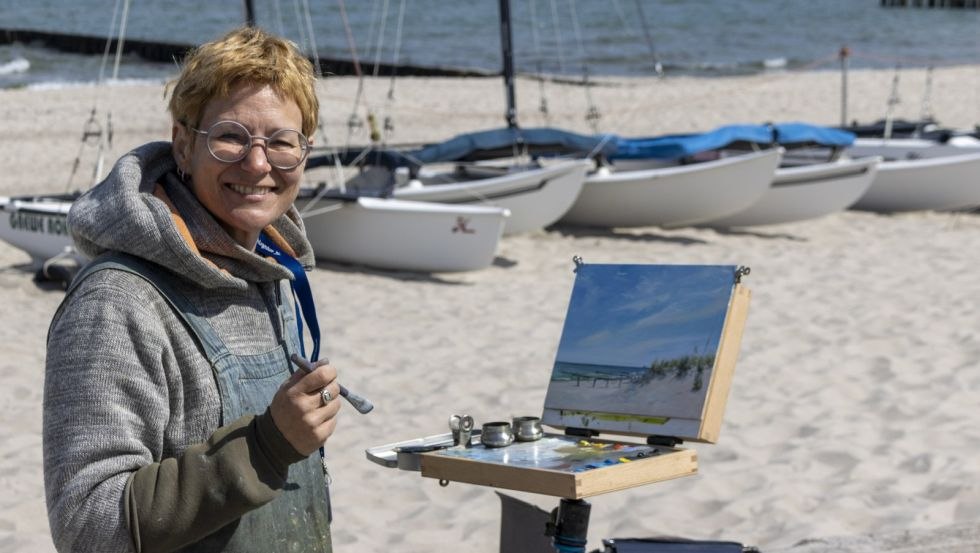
[289,354,374,415]
[338,385,374,414]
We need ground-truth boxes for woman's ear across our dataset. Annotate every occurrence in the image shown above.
[171,123,191,172]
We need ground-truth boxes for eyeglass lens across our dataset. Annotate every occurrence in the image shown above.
[205,121,308,169]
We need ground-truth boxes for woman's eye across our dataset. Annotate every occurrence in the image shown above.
[216,133,249,145]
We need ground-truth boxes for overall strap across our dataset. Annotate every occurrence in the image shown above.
[67,253,229,363]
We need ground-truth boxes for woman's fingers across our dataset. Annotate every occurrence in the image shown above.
[270,361,343,456]
[294,361,338,395]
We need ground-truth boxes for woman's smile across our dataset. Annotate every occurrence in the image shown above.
[226,182,276,197]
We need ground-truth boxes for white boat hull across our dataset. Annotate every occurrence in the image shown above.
[393,159,590,235]
[559,148,782,228]
[850,151,980,212]
[848,137,980,161]
[704,156,881,227]
[0,195,81,268]
[297,195,509,272]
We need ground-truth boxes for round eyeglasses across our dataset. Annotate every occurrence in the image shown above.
[190,120,310,170]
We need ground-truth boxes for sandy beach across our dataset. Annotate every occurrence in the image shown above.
[1,65,979,552]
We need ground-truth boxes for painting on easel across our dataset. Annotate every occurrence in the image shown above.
[369,261,750,498]
[542,264,744,440]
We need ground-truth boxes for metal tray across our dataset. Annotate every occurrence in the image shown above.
[365,430,483,471]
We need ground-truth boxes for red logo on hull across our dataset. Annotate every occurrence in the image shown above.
[452,217,476,234]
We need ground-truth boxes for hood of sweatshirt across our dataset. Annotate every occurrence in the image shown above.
[69,141,316,291]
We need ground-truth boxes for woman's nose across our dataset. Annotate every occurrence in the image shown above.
[240,142,272,173]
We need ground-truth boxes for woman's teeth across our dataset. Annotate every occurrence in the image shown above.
[228,184,270,196]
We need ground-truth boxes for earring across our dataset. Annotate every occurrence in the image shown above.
[177,168,189,183]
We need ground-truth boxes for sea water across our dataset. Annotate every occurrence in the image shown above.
[0,0,978,89]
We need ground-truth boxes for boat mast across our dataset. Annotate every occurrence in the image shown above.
[243,0,256,26]
[498,0,518,129]
[839,46,849,127]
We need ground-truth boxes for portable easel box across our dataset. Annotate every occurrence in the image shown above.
[367,260,751,499]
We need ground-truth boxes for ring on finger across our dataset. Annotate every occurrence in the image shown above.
[320,387,332,406]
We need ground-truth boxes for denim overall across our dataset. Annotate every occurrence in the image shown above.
[69,253,332,553]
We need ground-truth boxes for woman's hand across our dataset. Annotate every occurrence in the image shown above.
[269,360,341,456]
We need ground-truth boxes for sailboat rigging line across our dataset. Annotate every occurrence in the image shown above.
[568,0,587,62]
[332,155,347,195]
[68,0,128,191]
[364,0,382,64]
[301,0,320,75]
[586,132,615,161]
[299,155,352,215]
[371,0,390,78]
[381,0,407,145]
[111,0,131,81]
[548,0,566,75]
[388,0,407,85]
[297,0,330,140]
[336,0,369,148]
[528,0,551,123]
[66,111,99,192]
[290,0,309,56]
[100,0,127,182]
[96,0,123,86]
[883,67,902,140]
[336,1,365,79]
[919,65,934,127]
[298,172,347,217]
[567,0,601,132]
[631,0,664,77]
[299,201,345,219]
[360,0,392,143]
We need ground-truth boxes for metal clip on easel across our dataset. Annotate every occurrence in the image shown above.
[449,414,474,447]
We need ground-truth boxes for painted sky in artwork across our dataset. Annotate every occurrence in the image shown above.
[554,264,735,368]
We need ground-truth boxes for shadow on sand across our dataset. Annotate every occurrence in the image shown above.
[547,223,709,245]
[312,258,504,285]
[706,226,809,242]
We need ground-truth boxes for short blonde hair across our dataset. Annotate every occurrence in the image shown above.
[168,26,319,137]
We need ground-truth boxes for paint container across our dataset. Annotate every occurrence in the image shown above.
[512,416,544,442]
[480,421,515,448]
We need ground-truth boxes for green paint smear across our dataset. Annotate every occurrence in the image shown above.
[560,410,670,425]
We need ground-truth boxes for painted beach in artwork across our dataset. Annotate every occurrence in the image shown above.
[543,264,736,422]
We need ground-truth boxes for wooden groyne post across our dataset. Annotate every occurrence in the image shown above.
[0,28,496,78]
[880,0,980,7]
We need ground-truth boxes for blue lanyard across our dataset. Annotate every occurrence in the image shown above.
[255,232,321,362]
[256,232,332,495]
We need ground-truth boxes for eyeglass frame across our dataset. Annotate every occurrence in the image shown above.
[187,119,311,170]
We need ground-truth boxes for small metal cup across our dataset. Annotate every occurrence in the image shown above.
[480,421,515,448]
[512,416,544,442]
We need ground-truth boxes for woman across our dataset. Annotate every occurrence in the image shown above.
[43,27,338,552]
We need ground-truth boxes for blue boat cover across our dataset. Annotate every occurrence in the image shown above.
[772,122,856,147]
[306,148,415,171]
[303,122,855,169]
[409,126,618,163]
[611,122,855,160]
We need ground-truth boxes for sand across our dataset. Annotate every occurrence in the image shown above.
[0,65,979,552]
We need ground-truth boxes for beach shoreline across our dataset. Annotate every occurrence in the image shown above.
[1,65,979,552]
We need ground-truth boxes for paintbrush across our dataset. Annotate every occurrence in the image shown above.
[289,353,375,414]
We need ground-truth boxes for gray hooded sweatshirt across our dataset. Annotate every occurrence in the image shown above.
[43,142,320,552]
